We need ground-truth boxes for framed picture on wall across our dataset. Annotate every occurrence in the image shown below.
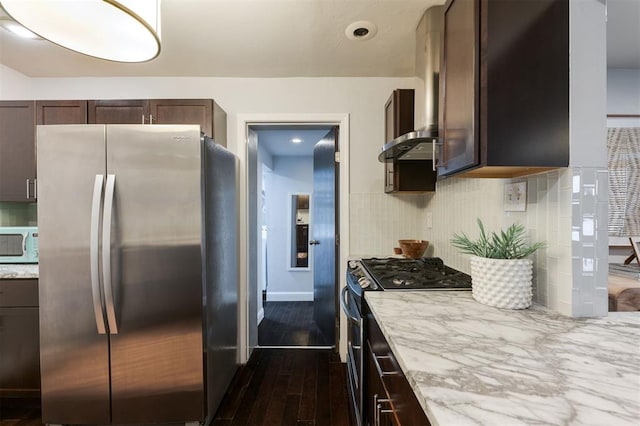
[607,114,640,241]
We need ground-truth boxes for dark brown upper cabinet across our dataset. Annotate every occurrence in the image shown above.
[149,99,226,145]
[384,89,436,193]
[0,101,36,202]
[88,99,226,146]
[36,100,88,125]
[88,99,149,125]
[439,0,569,178]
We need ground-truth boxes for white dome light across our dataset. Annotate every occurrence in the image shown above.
[0,0,161,62]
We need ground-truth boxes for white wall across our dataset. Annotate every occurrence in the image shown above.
[607,69,640,114]
[0,64,32,98]
[265,156,314,301]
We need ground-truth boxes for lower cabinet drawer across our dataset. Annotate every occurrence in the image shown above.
[365,300,430,426]
[0,279,38,307]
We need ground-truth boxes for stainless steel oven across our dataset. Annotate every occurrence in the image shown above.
[341,282,363,426]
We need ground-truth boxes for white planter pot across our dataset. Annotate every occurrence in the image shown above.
[469,256,533,309]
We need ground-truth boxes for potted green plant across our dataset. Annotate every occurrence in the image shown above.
[451,219,545,309]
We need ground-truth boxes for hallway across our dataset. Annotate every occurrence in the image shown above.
[258,302,329,347]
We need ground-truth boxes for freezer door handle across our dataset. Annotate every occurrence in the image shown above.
[102,174,119,334]
[90,175,107,334]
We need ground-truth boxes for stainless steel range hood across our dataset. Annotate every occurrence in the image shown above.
[379,6,442,163]
[377,129,437,161]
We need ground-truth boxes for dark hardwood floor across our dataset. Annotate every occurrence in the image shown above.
[0,398,41,426]
[258,302,330,347]
[213,348,353,426]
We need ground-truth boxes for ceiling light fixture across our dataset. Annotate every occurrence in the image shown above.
[0,0,161,62]
[291,138,302,144]
[0,18,41,39]
[345,21,378,41]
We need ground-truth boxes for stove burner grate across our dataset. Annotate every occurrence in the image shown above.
[360,257,472,291]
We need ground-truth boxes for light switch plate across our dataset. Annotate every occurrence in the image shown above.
[426,212,433,228]
[504,182,527,211]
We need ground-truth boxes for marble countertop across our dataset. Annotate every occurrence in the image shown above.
[0,264,39,279]
[364,291,640,426]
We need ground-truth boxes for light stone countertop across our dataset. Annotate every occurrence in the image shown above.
[364,291,640,426]
[0,264,39,279]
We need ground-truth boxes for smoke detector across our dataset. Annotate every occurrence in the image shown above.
[345,21,377,41]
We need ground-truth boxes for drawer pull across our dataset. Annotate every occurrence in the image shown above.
[374,393,395,426]
[372,352,400,378]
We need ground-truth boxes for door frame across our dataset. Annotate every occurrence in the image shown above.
[236,113,350,363]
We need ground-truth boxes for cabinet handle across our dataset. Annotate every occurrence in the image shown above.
[25,179,36,199]
[374,393,394,426]
[432,141,436,171]
[432,141,443,172]
[149,114,154,124]
[372,352,400,378]
[141,114,145,124]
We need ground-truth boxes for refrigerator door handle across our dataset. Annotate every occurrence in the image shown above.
[90,174,107,334]
[102,174,119,334]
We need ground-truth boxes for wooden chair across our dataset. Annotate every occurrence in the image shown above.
[623,237,640,267]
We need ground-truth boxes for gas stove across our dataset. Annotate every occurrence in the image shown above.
[353,257,472,291]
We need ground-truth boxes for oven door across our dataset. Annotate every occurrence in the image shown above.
[341,285,363,426]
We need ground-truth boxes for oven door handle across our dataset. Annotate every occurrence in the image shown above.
[340,286,361,325]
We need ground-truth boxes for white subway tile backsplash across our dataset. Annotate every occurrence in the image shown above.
[349,167,608,317]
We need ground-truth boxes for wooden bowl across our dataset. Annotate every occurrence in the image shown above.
[398,240,429,259]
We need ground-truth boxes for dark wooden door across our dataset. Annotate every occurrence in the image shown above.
[439,0,479,177]
[0,101,36,202]
[36,100,88,125]
[88,99,149,124]
[149,99,214,137]
[312,129,338,346]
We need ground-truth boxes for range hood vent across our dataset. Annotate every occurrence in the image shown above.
[377,128,437,162]
[378,5,442,163]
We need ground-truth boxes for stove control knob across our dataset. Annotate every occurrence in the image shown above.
[358,277,371,289]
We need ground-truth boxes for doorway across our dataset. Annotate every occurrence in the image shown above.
[249,124,338,348]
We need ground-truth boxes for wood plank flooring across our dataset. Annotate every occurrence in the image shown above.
[0,398,41,426]
[213,348,353,426]
[258,302,330,346]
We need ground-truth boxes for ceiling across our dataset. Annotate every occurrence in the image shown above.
[0,0,442,78]
[254,126,333,157]
[0,0,636,78]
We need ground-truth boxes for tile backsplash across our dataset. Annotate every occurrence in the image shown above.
[0,202,37,226]
[349,193,430,256]
[350,167,609,318]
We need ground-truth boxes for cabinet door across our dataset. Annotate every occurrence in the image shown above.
[440,0,479,176]
[0,307,40,396]
[88,99,149,124]
[36,100,88,125]
[0,101,36,202]
[149,99,214,137]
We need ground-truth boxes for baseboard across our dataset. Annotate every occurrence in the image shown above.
[266,291,314,302]
[257,307,265,324]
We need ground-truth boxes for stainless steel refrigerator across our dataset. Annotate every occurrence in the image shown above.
[36,124,238,425]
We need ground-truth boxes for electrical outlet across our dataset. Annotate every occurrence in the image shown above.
[504,182,527,211]
[426,212,433,229]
